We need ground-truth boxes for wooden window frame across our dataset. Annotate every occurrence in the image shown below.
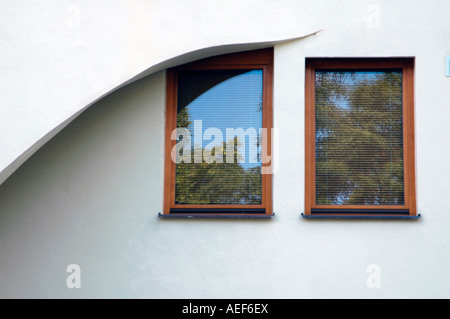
[305,58,417,218]
[162,49,274,218]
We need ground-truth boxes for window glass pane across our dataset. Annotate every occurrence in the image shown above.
[315,70,404,205]
[175,70,263,205]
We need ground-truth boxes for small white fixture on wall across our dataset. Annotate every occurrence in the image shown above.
[446,56,450,77]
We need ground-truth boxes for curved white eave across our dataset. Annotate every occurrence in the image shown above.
[0,32,321,186]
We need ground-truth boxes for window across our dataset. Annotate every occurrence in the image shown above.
[162,49,274,217]
[305,58,417,218]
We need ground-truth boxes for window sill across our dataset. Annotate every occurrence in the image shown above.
[301,213,421,220]
[158,212,275,219]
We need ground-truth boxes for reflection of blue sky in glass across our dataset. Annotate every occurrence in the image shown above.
[183,70,263,168]
[316,71,395,110]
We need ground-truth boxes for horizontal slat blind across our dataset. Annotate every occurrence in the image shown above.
[175,69,263,205]
[315,70,404,205]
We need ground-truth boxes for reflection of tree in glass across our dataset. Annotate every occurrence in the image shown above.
[175,136,262,205]
[315,71,404,205]
[177,106,191,128]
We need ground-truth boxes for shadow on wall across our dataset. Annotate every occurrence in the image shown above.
[0,71,165,298]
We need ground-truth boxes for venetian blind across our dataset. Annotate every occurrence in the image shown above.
[175,69,263,205]
[315,70,405,205]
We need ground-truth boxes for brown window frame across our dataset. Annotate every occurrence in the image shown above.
[305,58,417,218]
[162,49,274,218]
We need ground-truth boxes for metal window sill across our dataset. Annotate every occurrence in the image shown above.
[301,213,421,220]
[158,212,275,219]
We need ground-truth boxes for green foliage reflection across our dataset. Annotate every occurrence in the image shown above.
[315,71,404,205]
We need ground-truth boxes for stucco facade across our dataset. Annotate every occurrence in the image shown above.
[1,0,449,298]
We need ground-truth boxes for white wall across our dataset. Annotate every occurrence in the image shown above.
[1,0,450,298]
[0,0,319,186]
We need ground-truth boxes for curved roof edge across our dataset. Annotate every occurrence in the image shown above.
[0,32,321,186]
